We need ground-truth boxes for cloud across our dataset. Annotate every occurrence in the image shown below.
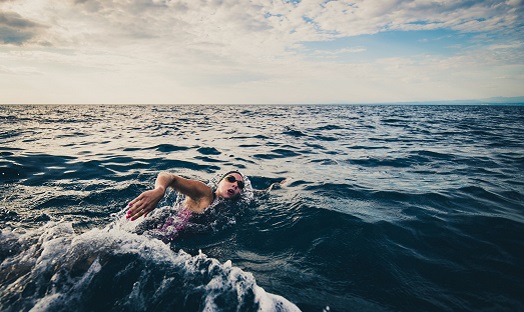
[0,11,46,45]
[1,0,522,104]
[3,1,521,55]
[488,41,524,50]
[300,0,523,37]
[0,63,42,75]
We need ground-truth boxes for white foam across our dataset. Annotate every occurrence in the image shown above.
[254,285,302,312]
[1,222,301,311]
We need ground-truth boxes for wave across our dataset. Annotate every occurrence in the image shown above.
[2,104,523,311]
[0,222,300,312]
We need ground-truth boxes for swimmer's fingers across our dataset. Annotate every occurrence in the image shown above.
[126,189,164,221]
[127,195,143,212]
[270,178,291,190]
[127,202,154,220]
[128,194,142,207]
[126,194,145,216]
[266,178,291,192]
[128,206,153,220]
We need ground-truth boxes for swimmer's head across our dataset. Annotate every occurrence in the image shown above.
[215,171,244,199]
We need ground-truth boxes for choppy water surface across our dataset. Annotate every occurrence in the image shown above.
[1,104,523,311]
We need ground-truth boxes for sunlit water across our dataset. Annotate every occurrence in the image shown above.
[1,104,523,311]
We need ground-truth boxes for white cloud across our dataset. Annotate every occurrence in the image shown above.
[488,41,524,50]
[0,0,522,104]
[312,47,367,57]
[5,0,520,53]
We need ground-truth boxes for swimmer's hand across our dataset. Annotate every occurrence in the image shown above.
[254,178,291,195]
[126,187,165,221]
[269,178,291,190]
[275,178,290,188]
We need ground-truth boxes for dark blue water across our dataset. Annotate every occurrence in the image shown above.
[1,104,523,312]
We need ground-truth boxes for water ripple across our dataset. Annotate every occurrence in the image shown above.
[1,104,523,312]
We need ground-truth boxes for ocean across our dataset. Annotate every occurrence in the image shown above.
[1,104,523,312]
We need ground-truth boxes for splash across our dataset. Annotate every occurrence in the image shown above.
[0,222,300,311]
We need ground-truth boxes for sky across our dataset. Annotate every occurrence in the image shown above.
[1,0,523,104]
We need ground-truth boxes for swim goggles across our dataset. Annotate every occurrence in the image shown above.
[225,175,245,189]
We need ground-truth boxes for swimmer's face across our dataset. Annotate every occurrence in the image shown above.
[216,172,244,199]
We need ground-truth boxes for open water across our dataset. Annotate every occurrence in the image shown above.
[1,104,523,312]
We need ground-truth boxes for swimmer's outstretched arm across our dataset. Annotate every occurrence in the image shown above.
[127,172,212,220]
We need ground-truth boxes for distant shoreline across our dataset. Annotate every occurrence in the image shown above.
[1,96,524,106]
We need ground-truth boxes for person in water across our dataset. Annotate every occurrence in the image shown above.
[126,170,246,221]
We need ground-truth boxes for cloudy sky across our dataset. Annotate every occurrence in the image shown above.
[1,0,523,104]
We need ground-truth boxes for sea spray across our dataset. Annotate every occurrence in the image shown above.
[0,222,300,311]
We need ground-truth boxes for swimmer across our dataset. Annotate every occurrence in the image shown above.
[126,171,246,221]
